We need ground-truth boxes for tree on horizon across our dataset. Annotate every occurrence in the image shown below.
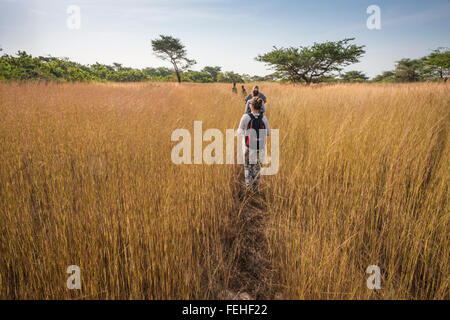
[256,38,365,84]
[151,35,196,83]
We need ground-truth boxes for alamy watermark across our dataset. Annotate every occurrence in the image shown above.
[66,265,81,289]
[366,265,381,290]
[171,121,279,176]
[67,5,81,30]
[366,5,381,30]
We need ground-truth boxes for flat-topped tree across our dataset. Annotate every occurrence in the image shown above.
[394,58,424,82]
[340,70,369,82]
[151,35,196,83]
[256,38,365,84]
[422,47,450,80]
[201,66,221,82]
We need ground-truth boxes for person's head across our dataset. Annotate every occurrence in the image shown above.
[252,85,260,97]
[250,97,263,113]
[233,82,236,86]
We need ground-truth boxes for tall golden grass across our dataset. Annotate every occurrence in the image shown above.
[0,81,448,299]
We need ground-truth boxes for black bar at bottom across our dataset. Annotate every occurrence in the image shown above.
[1,300,444,319]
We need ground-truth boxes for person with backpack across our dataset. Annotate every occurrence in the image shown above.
[238,97,271,192]
[244,85,267,114]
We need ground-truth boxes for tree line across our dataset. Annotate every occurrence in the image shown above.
[0,50,269,83]
[371,49,449,82]
[0,36,448,83]
[255,38,449,84]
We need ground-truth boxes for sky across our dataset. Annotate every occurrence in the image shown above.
[0,0,449,78]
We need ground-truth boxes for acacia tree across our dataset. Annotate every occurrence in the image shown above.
[372,70,395,82]
[422,48,450,81]
[151,35,196,83]
[340,70,368,82]
[256,38,365,84]
[201,66,221,82]
[394,58,424,82]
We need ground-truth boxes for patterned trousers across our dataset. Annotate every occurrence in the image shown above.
[244,147,262,191]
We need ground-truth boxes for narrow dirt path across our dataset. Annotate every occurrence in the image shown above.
[219,166,276,299]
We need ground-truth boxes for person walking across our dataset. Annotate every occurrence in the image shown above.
[241,85,247,97]
[245,85,267,103]
[238,97,270,192]
[244,85,267,114]
[232,82,237,93]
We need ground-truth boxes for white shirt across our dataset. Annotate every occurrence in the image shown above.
[238,113,270,158]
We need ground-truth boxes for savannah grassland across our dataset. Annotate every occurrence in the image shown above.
[0,81,448,299]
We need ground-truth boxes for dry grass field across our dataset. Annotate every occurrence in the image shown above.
[0,81,448,299]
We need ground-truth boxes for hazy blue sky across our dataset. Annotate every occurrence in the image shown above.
[1,0,449,78]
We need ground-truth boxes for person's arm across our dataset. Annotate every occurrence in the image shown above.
[263,117,270,136]
[261,101,266,113]
[237,114,249,135]
[261,93,267,104]
[244,101,251,114]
